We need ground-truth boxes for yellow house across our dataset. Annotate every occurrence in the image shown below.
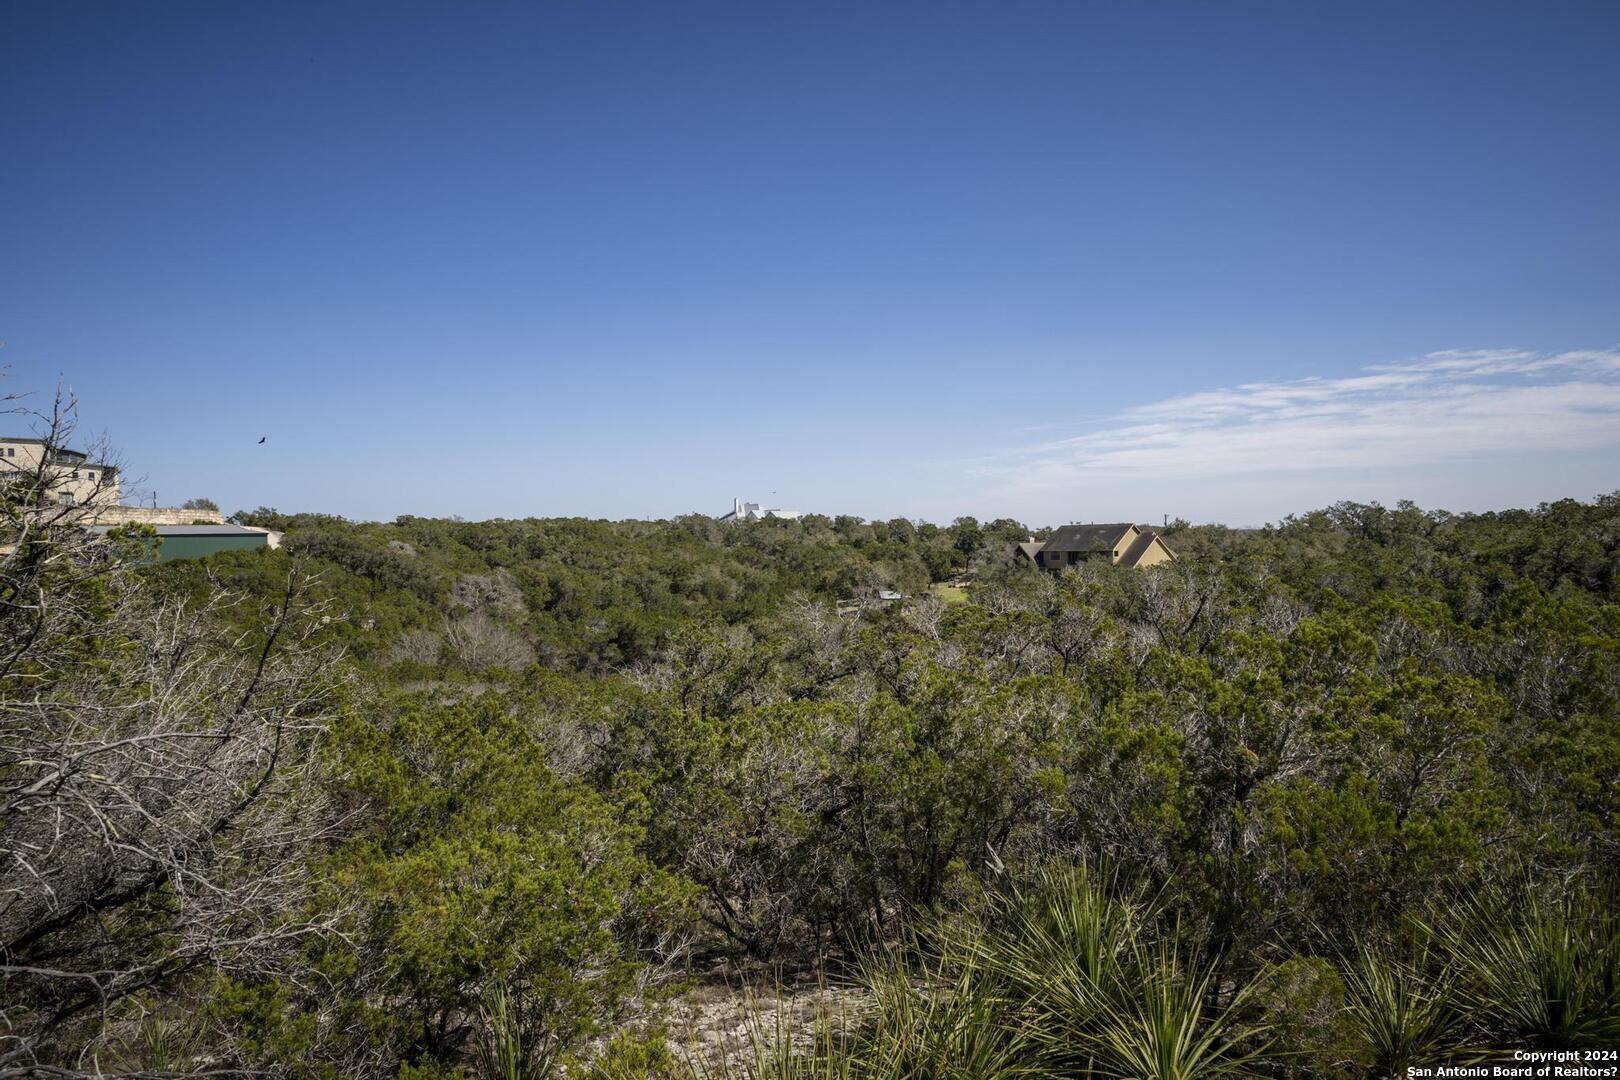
[1023,522,1176,570]
[0,436,120,508]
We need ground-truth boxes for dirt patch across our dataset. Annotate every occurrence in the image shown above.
[663,975,871,1068]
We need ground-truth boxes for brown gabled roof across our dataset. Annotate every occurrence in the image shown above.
[1118,530,1157,567]
[1118,530,1176,567]
[1042,523,1136,554]
[1016,540,1044,561]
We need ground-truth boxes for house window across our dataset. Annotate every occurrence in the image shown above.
[87,472,96,480]
[57,493,75,507]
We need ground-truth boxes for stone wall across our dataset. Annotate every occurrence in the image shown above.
[91,505,226,527]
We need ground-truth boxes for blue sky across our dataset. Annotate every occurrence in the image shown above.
[3,1,1617,525]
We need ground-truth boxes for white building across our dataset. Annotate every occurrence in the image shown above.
[719,497,802,522]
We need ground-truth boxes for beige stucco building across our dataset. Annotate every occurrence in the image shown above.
[0,437,120,508]
[1019,522,1176,570]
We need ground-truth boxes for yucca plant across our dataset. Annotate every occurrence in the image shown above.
[964,867,1267,1078]
[1426,881,1620,1049]
[1341,947,1464,1076]
[136,1008,206,1072]
[479,981,558,1080]
[969,864,1143,1042]
[692,867,1272,1079]
[1083,940,1266,1080]
[695,969,1024,1080]
[859,938,1034,1080]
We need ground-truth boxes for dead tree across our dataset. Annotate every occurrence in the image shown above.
[1,389,342,1077]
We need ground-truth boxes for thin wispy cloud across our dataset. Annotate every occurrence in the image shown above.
[984,348,1620,485]
[960,348,1620,525]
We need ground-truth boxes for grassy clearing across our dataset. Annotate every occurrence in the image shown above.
[930,583,970,604]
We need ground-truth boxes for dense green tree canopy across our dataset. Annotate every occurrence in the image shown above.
[6,493,1618,1076]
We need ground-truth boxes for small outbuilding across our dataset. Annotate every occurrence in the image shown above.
[93,524,280,562]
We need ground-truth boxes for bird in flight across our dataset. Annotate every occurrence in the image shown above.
[257,436,267,444]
